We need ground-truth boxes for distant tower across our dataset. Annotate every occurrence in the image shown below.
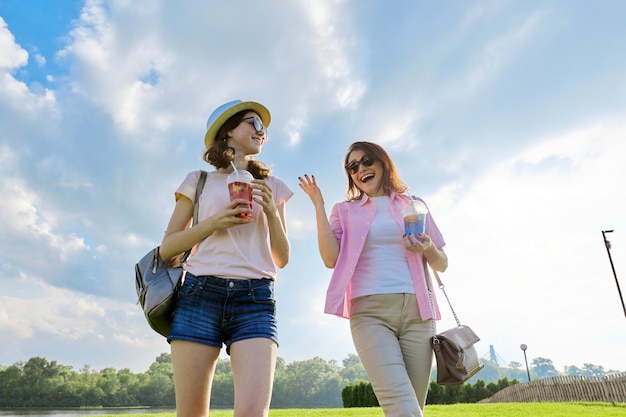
[482,345,507,366]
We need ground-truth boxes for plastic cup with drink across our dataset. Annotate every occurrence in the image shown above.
[227,165,253,219]
[402,198,428,243]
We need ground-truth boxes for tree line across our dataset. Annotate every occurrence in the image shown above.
[0,353,620,408]
[0,353,366,408]
[342,377,519,407]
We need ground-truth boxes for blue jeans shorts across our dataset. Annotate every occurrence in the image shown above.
[168,273,278,354]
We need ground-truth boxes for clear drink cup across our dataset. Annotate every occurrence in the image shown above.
[227,169,253,219]
[402,198,428,242]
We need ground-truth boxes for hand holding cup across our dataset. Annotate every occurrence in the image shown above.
[402,198,427,243]
[227,169,253,219]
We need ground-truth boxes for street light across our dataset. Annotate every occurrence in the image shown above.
[601,230,626,319]
[520,344,531,382]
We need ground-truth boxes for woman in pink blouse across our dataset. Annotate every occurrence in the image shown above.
[299,141,448,417]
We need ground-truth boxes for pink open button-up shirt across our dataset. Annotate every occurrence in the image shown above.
[324,192,445,320]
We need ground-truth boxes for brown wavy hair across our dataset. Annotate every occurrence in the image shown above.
[203,110,271,179]
[344,141,408,201]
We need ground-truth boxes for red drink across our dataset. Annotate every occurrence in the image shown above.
[227,169,254,219]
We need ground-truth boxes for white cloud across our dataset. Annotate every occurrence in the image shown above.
[427,118,626,370]
[0,272,162,371]
[302,0,366,109]
[0,169,90,262]
[34,54,46,66]
[0,17,28,69]
[0,276,100,339]
[59,0,171,135]
[0,19,56,109]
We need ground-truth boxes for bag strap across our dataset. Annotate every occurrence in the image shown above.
[423,257,462,340]
[179,170,207,264]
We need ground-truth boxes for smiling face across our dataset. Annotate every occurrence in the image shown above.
[346,148,385,197]
[343,141,409,201]
[226,111,267,157]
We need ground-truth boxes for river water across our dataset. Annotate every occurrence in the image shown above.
[0,408,177,417]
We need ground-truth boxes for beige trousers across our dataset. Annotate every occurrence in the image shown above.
[350,293,433,417]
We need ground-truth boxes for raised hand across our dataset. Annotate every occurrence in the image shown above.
[298,174,325,207]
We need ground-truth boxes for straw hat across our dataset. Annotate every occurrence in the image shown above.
[204,100,271,148]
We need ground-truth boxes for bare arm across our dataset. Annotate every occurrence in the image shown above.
[298,174,340,268]
[266,200,290,268]
[252,179,290,268]
[424,246,448,272]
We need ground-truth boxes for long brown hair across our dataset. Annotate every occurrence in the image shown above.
[203,110,271,179]
[344,141,408,201]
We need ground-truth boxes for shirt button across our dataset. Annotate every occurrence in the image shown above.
[229,282,234,288]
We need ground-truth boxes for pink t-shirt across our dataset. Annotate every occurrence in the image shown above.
[175,170,293,280]
[324,192,445,320]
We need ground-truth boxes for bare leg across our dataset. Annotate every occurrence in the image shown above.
[230,338,277,417]
[171,340,221,417]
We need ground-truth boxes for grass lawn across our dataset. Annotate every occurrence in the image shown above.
[99,402,626,417]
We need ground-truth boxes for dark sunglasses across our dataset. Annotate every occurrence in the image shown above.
[345,155,375,175]
[242,116,267,135]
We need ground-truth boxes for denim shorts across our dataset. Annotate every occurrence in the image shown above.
[168,273,278,354]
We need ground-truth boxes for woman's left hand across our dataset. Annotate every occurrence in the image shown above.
[252,179,279,218]
[403,232,433,252]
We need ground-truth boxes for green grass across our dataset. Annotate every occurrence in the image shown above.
[96,402,626,417]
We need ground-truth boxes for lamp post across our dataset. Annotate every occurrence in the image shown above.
[602,230,626,319]
[520,344,531,382]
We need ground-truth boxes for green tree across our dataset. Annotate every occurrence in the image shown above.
[531,357,559,379]
[564,365,583,376]
[83,385,105,407]
[427,378,517,404]
[440,384,463,404]
[462,379,488,403]
[116,368,140,405]
[342,380,378,407]
[426,381,444,405]
[581,363,605,377]
[211,358,234,408]
[18,357,75,406]
[0,364,24,406]
[154,352,172,365]
[22,357,48,401]
[340,353,368,381]
[97,368,122,406]
[139,354,175,406]
[273,357,342,408]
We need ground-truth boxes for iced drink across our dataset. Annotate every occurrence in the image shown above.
[227,169,253,219]
[403,213,426,240]
[402,198,428,242]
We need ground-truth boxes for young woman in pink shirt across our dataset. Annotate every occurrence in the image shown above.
[299,141,448,417]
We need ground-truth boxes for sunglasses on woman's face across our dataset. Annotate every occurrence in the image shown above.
[345,155,375,175]
[242,116,267,135]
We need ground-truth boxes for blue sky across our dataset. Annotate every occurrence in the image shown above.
[1,0,625,374]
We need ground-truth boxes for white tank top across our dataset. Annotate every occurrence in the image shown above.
[351,196,415,298]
